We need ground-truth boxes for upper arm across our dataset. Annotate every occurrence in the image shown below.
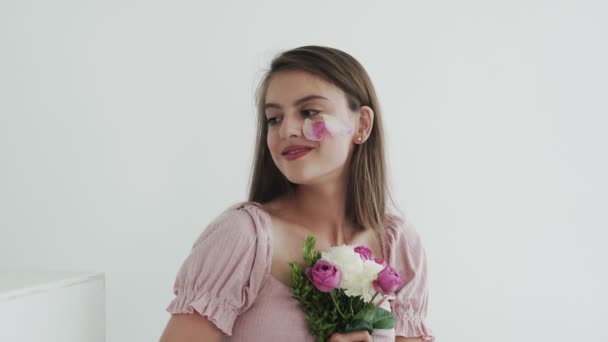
[159,314,223,342]
[163,207,271,337]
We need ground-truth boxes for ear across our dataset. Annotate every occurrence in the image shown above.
[353,105,374,144]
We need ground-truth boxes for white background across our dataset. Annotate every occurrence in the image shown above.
[1,1,607,341]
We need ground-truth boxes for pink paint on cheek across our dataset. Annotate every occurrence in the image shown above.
[311,122,327,139]
[302,114,354,141]
[303,118,326,141]
[323,114,355,136]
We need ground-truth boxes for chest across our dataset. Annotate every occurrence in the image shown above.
[268,214,384,288]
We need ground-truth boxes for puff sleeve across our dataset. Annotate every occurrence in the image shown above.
[385,214,436,341]
[165,207,271,336]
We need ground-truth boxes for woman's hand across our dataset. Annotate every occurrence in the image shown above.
[328,330,373,342]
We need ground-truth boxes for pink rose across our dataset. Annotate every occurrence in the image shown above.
[354,245,373,261]
[372,266,403,294]
[374,257,387,266]
[304,259,341,292]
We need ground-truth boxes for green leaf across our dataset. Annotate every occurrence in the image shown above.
[303,236,316,265]
[321,322,337,330]
[341,319,373,335]
[369,307,396,329]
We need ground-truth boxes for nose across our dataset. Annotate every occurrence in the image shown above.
[278,113,302,139]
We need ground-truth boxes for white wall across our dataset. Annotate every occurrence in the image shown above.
[1,1,606,341]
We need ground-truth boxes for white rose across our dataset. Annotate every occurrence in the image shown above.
[321,245,362,291]
[344,259,384,301]
[322,246,384,302]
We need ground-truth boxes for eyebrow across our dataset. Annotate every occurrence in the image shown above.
[264,95,329,111]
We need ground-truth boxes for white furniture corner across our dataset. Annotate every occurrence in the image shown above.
[0,269,105,342]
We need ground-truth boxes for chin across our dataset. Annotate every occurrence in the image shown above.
[283,173,315,185]
[280,166,322,185]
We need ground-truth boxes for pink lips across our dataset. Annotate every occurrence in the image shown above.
[283,146,312,160]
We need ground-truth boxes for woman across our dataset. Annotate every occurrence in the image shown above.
[160,46,435,342]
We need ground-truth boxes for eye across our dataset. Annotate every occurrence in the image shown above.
[302,109,320,117]
[266,117,279,126]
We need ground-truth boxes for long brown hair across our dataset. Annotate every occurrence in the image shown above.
[247,45,399,234]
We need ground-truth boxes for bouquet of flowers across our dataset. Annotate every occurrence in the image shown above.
[288,236,403,341]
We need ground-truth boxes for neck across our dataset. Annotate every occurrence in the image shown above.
[286,179,356,246]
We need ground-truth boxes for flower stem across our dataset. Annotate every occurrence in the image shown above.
[368,291,382,310]
[330,291,347,320]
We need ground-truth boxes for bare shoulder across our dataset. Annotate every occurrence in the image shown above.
[257,195,291,217]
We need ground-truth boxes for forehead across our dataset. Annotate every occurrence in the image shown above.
[265,70,344,105]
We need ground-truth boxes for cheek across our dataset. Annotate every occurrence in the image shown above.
[318,137,351,162]
[266,130,280,155]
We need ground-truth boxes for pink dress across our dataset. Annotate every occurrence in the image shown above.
[166,201,435,341]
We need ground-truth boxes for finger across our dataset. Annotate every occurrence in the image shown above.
[328,333,344,342]
[329,330,372,342]
[344,330,372,342]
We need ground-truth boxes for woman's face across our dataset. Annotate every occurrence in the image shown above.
[264,70,359,186]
